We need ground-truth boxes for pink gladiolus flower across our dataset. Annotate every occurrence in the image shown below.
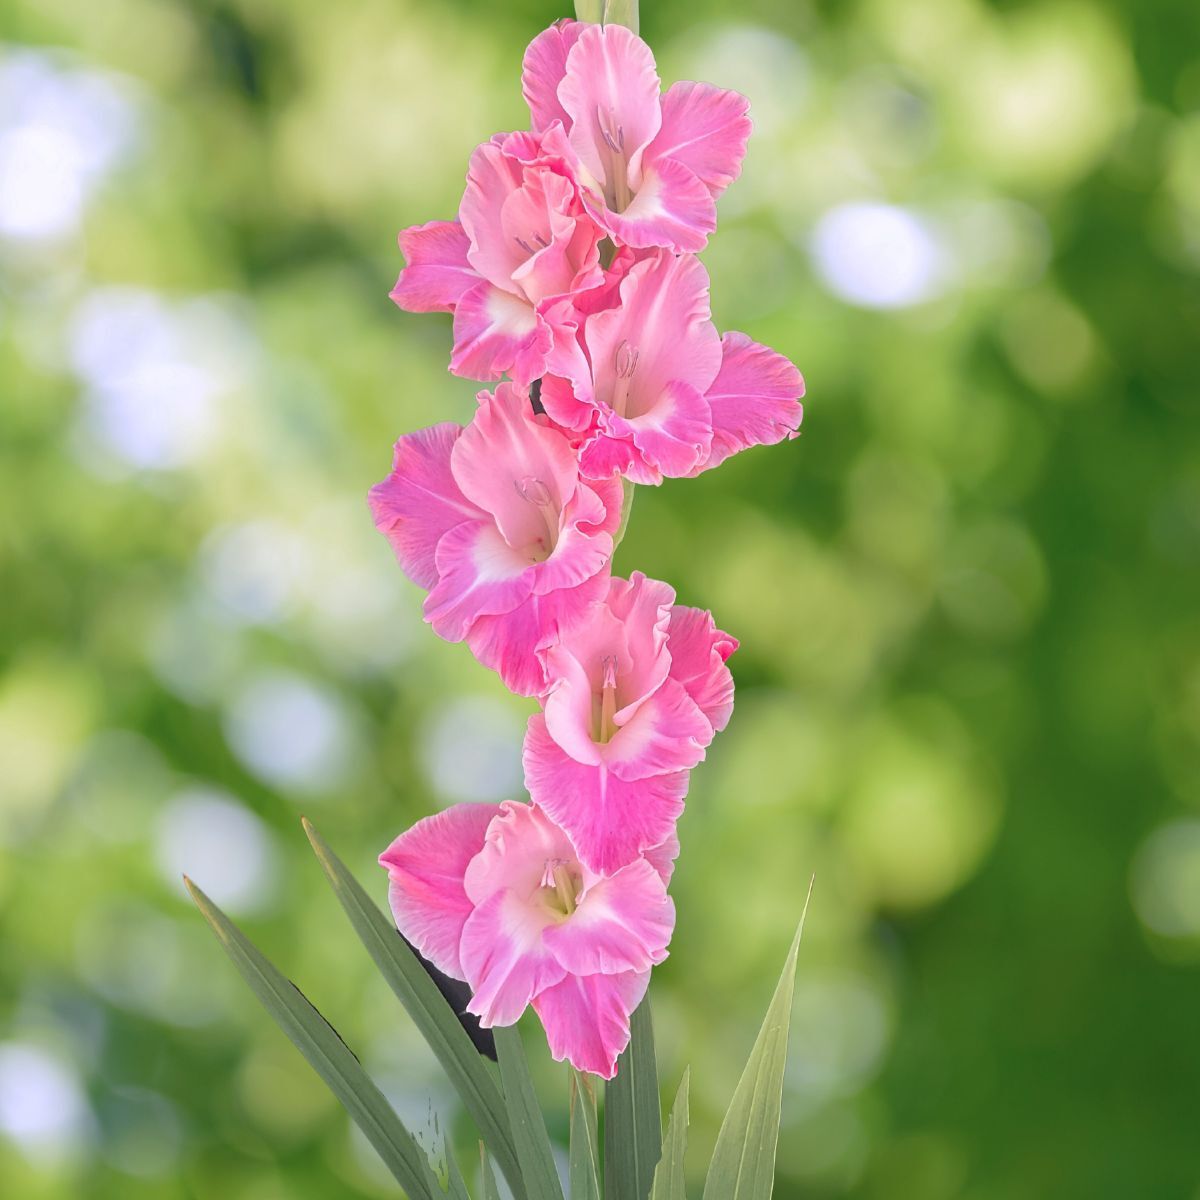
[380,800,676,1078]
[540,249,805,483]
[522,20,751,253]
[523,571,737,873]
[369,383,622,696]
[390,128,605,386]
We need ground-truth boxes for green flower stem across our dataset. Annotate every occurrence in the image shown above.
[612,479,636,551]
[574,0,639,33]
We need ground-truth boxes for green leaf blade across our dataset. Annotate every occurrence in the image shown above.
[649,1068,690,1200]
[570,1070,601,1200]
[303,819,524,1195]
[444,1137,472,1200]
[494,1023,565,1200]
[481,1146,503,1200]
[702,881,815,1200]
[185,877,441,1200]
[604,995,661,1200]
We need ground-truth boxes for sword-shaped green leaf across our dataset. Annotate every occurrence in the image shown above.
[702,881,814,1200]
[494,1023,565,1200]
[302,819,523,1195]
[445,1136,471,1200]
[605,995,661,1200]
[570,1070,600,1200]
[185,877,440,1200]
[649,1068,690,1200]
[481,1146,503,1200]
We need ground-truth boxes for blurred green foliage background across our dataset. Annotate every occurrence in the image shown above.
[2,0,1199,1196]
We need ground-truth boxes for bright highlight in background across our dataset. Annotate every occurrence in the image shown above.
[0,51,135,242]
[1131,819,1200,941]
[154,787,280,914]
[0,1043,91,1160]
[223,669,356,796]
[810,201,946,309]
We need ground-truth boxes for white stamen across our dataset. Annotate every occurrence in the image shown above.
[595,106,632,211]
[599,653,619,743]
[612,342,639,417]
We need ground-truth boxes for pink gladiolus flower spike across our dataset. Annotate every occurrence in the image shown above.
[390,128,605,386]
[380,801,677,1079]
[369,383,623,696]
[523,20,752,252]
[540,248,805,483]
[523,571,738,874]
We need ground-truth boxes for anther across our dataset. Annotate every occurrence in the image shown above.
[515,476,553,506]
[596,105,624,153]
[601,654,619,690]
[614,341,639,379]
[515,476,559,558]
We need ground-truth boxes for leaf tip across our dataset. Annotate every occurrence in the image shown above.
[301,816,328,861]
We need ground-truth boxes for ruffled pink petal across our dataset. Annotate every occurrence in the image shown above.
[604,675,712,782]
[368,424,485,590]
[532,969,650,1079]
[622,380,714,481]
[460,141,529,295]
[578,469,622,542]
[584,251,722,418]
[572,244,642,317]
[694,332,805,475]
[541,601,631,767]
[451,384,580,554]
[643,830,680,886]
[522,19,586,134]
[604,572,674,717]
[391,220,479,313]
[586,156,715,253]
[509,175,603,305]
[450,281,552,386]
[467,571,608,698]
[500,124,576,173]
[539,571,674,762]
[524,713,689,874]
[463,800,575,906]
[378,803,500,979]
[528,481,616,597]
[666,605,738,733]
[578,431,637,481]
[539,303,595,418]
[558,24,663,201]
[460,889,567,1027]
[545,858,673,976]
[539,373,597,434]
[650,81,751,199]
[424,519,534,642]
